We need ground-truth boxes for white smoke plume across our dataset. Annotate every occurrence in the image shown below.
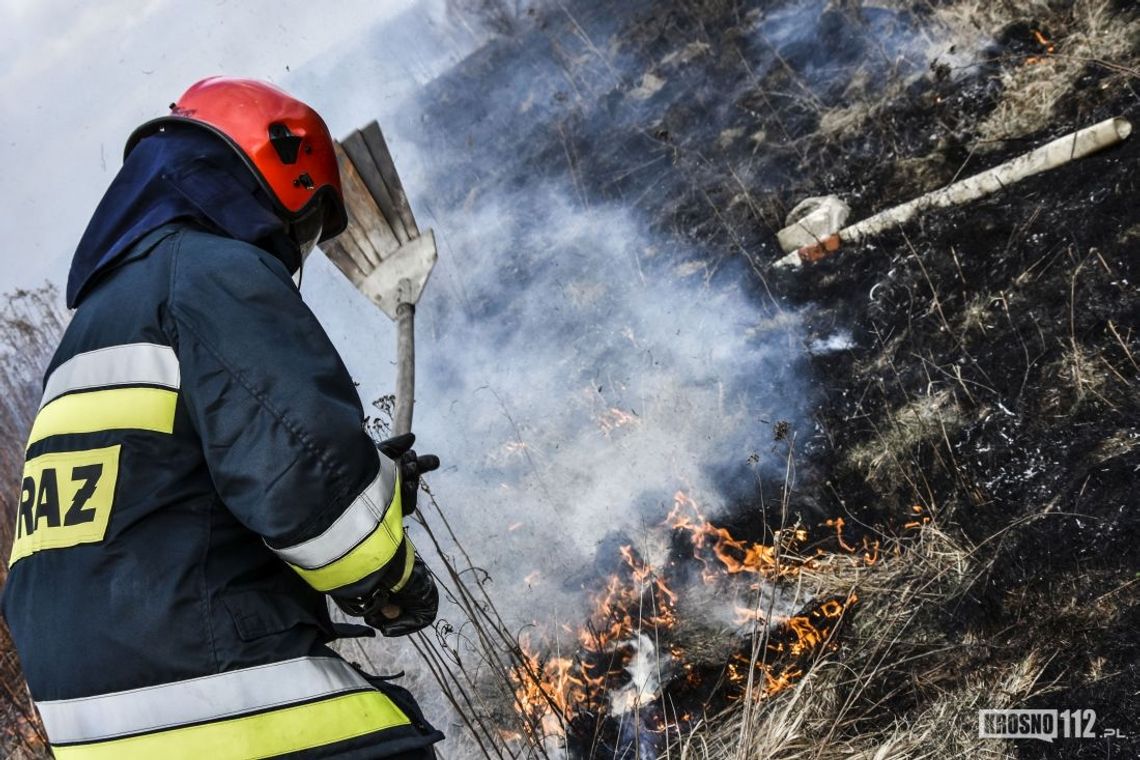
[312,183,810,609]
[300,0,819,746]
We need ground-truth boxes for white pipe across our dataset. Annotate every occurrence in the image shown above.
[775,117,1133,268]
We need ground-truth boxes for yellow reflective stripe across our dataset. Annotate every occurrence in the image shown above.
[27,388,177,449]
[289,487,405,592]
[391,537,417,593]
[51,690,409,760]
[270,462,398,569]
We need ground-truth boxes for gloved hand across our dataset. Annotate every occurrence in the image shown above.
[377,433,440,514]
[336,555,439,637]
[367,554,439,637]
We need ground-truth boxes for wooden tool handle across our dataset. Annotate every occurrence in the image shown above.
[394,302,415,436]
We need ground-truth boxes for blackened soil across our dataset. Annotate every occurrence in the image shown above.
[412,0,1139,756]
[781,73,1140,758]
[774,50,1139,760]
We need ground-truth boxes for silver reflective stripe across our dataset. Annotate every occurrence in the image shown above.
[40,343,180,409]
[270,456,397,569]
[36,656,371,744]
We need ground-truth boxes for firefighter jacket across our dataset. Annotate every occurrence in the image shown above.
[1,223,444,758]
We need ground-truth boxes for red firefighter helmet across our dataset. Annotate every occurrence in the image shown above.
[125,76,348,245]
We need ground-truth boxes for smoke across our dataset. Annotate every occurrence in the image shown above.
[753,0,976,95]
[310,174,811,710]
[423,185,805,540]
[301,0,819,746]
[313,181,809,608]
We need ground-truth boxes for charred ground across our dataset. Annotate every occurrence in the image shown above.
[786,95,1139,758]
[421,0,1138,756]
[775,32,1138,760]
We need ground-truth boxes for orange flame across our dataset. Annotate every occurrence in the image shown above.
[598,407,639,436]
[729,593,857,697]
[824,517,855,552]
[509,492,861,747]
[1025,29,1055,65]
[666,491,803,580]
[904,504,932,530]
[511,542,680,744]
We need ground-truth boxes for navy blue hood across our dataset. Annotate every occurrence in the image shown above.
[67,126,300,308]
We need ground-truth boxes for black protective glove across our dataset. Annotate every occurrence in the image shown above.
[370,554,439,637]
[336,555,439,637]
[377,433,440,514]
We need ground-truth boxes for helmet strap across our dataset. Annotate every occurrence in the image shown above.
[293,256,305,292]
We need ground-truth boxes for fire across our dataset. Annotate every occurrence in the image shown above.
[597,407,639,435]
[508,491,861,753]
[510,542,679,748]
[783,600,851,656]
[822,514,883,565]
[511,645,582,742]
[728,594,857,697]
[904,504,932,530]
[577,545,677,649]
[667,491,804,580]
[824,516,855,552]
[1025,29,1056,65]
[862,537,880,565]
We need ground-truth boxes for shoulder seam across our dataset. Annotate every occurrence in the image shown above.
[164,229,186,350]
[172,309,351,501]
[168,243,359,527]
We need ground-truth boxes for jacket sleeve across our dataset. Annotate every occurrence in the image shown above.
[167,231,417,599]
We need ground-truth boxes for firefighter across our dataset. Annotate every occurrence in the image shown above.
[1,77,445,758]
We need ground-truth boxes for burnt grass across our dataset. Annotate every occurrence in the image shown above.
[791,118,1140,758]
[412,0,1139,756]
[773,36,1139,760]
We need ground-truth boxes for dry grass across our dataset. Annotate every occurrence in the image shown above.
[814,0,1139,174]
[846,390,969,490]
[927,0,1140,143]
[666,524,1047,760]
[0,286,65,759]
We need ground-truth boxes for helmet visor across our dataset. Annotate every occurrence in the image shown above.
[288,204,324,263]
